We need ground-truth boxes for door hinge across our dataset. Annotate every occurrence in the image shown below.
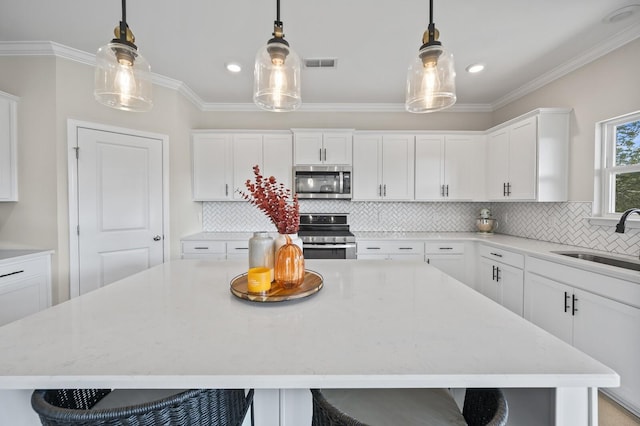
[73,146,79,159]
[77,225,80,235]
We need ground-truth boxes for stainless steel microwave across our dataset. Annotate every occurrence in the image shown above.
[293,165,352,199]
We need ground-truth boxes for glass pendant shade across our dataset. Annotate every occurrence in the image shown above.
[406,44,456,113]
[94,42,153,112]
[253,41,302,112]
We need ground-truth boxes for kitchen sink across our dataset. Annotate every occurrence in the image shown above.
[551,251,640,272]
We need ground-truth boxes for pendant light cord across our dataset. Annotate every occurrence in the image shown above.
[276,0,281,22]
[121,0,127,25]
[429,0,433,25]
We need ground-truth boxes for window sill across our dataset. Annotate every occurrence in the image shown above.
[587,216,640,229]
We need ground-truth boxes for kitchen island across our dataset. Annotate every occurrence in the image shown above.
[0,259,618,425]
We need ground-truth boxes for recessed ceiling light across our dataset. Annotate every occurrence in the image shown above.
[226,62,242,73]
[465,64,485,74]
[603,4,640,23]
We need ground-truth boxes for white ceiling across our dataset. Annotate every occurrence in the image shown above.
[1,0,639,110]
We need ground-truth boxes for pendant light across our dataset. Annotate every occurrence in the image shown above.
[405,0,456,113]
[94,0,153,112]
[253,0,301,112]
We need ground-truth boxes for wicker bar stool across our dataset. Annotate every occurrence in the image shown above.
[31,388,254,426]
[311,388,508,426]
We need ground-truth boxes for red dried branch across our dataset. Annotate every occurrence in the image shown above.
[238,165,299,234]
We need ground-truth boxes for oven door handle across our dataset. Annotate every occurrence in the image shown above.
[303,243,356,249]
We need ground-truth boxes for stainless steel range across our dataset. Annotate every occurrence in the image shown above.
[298,214,356,259]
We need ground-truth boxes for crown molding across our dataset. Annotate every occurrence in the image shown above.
[492,23,640,110]
[199,101,493,113]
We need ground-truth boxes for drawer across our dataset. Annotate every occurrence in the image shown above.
[181,241,226,255]
[480,245,524,269]
[424,242,465,254]
[357,241,424,255]
[226,241,249,257]
[0,256,49,282]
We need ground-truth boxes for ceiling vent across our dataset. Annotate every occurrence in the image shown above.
[303,58,338,69]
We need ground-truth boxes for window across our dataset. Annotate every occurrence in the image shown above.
[598,111,640,216]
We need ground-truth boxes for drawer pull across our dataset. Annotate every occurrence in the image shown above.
[438,247,453,250]
[0,270,24,279]
[235,247,249,250]
[490,252,503,257]
[194,247,210,250]
[366,247,381,250]
[399,247,414,250]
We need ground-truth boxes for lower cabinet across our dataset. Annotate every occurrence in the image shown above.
[525,257,640,416]
[357,241,424,261]
[0,253,52,326]
[478,245,524,316]
[424,242,468,285]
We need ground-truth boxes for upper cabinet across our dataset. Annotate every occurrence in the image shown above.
[0,91,18,202]
[192,131,293,201]
[353,133,415,201]
[415,133,486,201]
[486,109,570,202]
[292,129,353,165]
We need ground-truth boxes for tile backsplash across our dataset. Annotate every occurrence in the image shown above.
[202,201,639,256]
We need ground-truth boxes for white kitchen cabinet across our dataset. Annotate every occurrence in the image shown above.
[0,91,19,202]
[353,133,415,201]
[292,129,353,165]
[0,253,52,326]
[525,257,640,416]
[415,134,486,201]
[357,240,424,261]
[424,242,468,285]
[478,245,524,316]
[486,108,570,201]
[192,131,293,201]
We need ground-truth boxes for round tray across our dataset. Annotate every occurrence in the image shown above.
[230,270,323,303]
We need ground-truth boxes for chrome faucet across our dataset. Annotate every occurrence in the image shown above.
[615,208,640,233]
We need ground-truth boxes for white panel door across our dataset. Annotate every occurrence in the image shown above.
[293,132,323,165]
[77,128,164,295]
[497,262,524,316]
[415,135,444,200]
[323,132,353,165]
[192,134,233,200]
[445,135,485,201]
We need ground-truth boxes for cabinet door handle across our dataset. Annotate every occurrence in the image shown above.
[319,148,323,162]
[503,182,506,196]
[496,266,501,282]
[426,258,430,264]
[225,184,229,196]
[489,252,503,258]
[383,184,387,196]
[492,265,496,281]
[564,291,570,313]
[572,294,578,316]
[441,185,445,197]
[378,184,382,196]
[445,185,449,197]
[0,270,24,279]
[323,148,327,162]
[506,182,512,196]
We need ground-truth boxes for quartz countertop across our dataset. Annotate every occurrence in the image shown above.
[0,259,618,390]
[0,249,53,264]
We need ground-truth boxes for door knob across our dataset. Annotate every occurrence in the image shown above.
[153,235,162,241]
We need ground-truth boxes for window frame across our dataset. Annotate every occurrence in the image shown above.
[595,110,640,219]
